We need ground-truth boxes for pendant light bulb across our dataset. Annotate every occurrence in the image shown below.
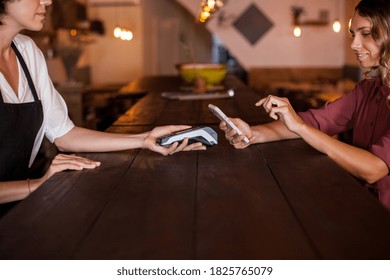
[114,26,122,38]
[293,25,302,37]
[333,19,341,33]
[207,0,216,10]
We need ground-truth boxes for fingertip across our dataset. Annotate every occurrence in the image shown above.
[179,125,191,131]
[255,98,265,106]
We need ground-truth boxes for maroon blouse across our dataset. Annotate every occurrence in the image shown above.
[299,76,390,210]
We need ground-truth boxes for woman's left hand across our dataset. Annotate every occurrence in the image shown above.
[42,153,101,183]
[256,95,305,133]
[143,125,207,156]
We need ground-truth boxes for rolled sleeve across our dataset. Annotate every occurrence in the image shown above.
[370,128,390,170]
[368,125,390,210]
[36,58,74,142]
[43,87,74,143]
[298,92,355,136]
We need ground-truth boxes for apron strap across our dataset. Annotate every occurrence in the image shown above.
[11,42,40,102]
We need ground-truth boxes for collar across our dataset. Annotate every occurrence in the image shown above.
[12,34,28,53]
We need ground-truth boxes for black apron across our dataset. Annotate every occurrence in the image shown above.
[0,42,44,217]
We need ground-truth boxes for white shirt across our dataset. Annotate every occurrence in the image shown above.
[0,34,74,166]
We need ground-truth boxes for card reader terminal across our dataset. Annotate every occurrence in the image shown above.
[157,126,218,147]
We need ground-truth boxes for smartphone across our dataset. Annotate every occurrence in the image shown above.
[208,104,250,143]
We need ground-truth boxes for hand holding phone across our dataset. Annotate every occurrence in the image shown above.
[208,104,250,143]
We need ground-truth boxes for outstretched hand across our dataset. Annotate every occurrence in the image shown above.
[143,125,207,155]
[42,153,101,182]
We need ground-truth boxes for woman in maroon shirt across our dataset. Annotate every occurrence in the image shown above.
[220,0,390,210]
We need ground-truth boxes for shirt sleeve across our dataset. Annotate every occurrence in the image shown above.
[370,128,390,169]
[43,84,75,143]
[371,130,390,205]
[298,87,357,136]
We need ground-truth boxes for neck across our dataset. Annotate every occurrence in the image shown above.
[0,37,14,60]
[0,24,21,52]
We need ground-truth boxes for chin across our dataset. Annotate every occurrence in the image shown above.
[359,62,376,69]
[29,25,44,32]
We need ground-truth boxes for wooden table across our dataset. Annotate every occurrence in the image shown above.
[1,75,390,260]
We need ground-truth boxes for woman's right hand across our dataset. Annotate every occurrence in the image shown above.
[219,118,255,149]
[42,153,101,182]
[255,95,305,134]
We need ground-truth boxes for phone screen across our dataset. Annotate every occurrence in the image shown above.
[208,104,249,143]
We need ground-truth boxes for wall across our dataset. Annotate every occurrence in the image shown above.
[177,0,349,70]
[141,0,212,76]
[87,3,144,86]
[84,0,212,85]
[83,0,360,85]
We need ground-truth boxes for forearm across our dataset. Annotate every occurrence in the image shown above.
[252,120,301,143]
[0,178,43,204]
[296,124,388,183]
[55,126,148,152]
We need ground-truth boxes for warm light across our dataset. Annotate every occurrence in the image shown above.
[124,30,133,41]
[333,19,341,33]
[114,26,122,38]
[216,0,224,8]
[203,6,211,12]
[207,0,216,10]
[198,0,224,23]
[293,25,302,37]
[120,29,133,41]
[70,29,78,37]
[114,26,133,41]
[201,10,210,18]
[198,10,211,22]
[120,30,127,40]
[203,0,223,12]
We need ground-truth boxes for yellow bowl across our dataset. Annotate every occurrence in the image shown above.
[178,63,227,86]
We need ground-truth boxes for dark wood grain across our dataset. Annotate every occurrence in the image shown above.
[74,149,198,259]
[113,75,270,127]
[1,75,389,260]
[195,139,316,259]
[258,140,390,259]
[0,151,138,259]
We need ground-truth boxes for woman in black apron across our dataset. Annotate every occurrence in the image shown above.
[0,1,205,216]
[0,42,44,217]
